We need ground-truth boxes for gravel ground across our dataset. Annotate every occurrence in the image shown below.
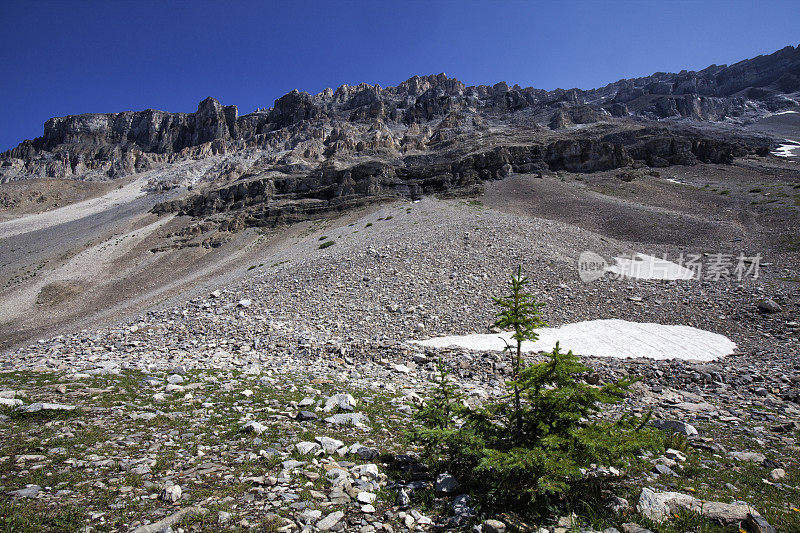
[1,165,799,532]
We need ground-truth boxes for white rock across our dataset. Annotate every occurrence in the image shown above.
[299,397,316,407]
[316,510,344,531]
[315,436,344,454]
[24,402,75,413]
[730,451,766,463]
[0,398,23,407]
[357,491,377,504]
[324,393,356,412]
[242,420,267,435]
[160,484,182,502]
[325,413,368,427]
[295,441,322,455]
[770,468,786,481]
[353,463,379,480]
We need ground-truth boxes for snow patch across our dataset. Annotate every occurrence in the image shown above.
[606,253,695,280]
[411,319,736,361]
[772,140,800,158]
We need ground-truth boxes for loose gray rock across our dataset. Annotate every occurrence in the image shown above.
[744,513,777,533]
[324,412,368,426]
[435,472,460,495]
[653,463,678,477]
[652,419,698,436]
[160,484,182,502]
[24,402,75,413]
[621,524,654,533]
[730,451,766,463]
[0,397,23,407]
[8,484,41,498]
[315,436,345,454]
[324,393,356,411]
[637,488,669,521]
[357,491,377,504]
[167,374,184,385]
[397,488,411,507]
[757,299,782,313]
[316,510,344,531]
[282,459,305,470]
[296,441,322,455]
[242,420,267,434]
[483,519,506,533]
[130,507,207,533]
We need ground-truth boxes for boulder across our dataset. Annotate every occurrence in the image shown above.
[652,419,698,436]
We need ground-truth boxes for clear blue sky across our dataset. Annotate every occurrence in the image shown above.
[1,0,798,152]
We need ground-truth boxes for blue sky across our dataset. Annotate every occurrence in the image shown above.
[1,0,799,152]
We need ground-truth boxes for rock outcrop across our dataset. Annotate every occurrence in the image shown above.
[152,133,747,227]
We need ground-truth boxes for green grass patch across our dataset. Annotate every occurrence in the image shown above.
[0,500,86,533]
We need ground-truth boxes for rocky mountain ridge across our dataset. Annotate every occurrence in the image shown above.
[1,45,798,232]
[3,45,798,183]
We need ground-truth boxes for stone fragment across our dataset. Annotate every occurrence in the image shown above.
[316,510,344,531]
[295,441,321,455]
[621,524,654,533]
[130,507,207,533]
[324,412,368,426]
[757,299,782,313]
[315,436,345,453]
[357,491,376,504]
[8,484,41,498]
[324,393,356,411]
[769,468,786,481]
[435,472,460,495]
[743,513,777,533]
[652,419,698,436]
[0,398,23,407]
[160,484,182,502]
[730,451,766,463]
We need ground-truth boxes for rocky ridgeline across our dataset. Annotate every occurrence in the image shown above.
[151,133,751,226]
[3,45,797,186]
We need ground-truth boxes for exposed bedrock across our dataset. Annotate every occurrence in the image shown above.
[152,134,747,227]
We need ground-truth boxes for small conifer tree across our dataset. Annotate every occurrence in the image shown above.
[491,265,546,438]
[409,266,663,519]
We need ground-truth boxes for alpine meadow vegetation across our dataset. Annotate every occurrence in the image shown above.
[408,266,664,520]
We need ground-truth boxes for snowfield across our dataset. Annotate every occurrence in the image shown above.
[607,253,696,280]
[411,319,737,361]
